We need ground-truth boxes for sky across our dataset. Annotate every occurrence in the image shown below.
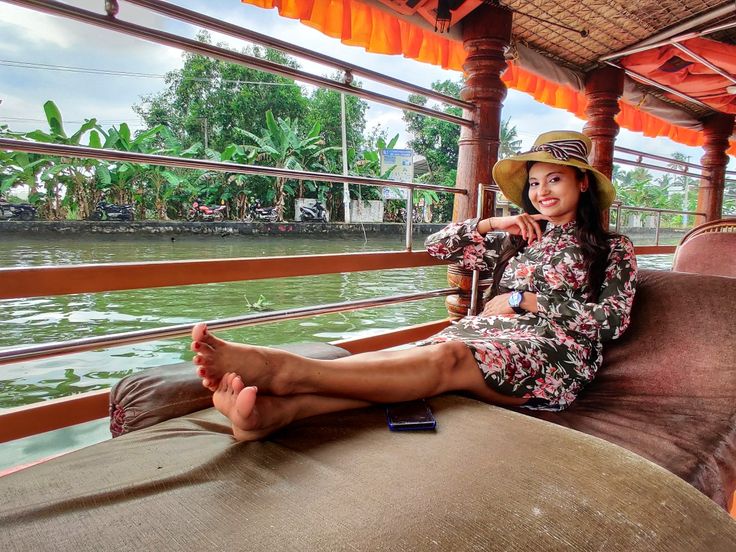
[0,0,725,171]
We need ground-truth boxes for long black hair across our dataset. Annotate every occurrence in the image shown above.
[489,163,615,302]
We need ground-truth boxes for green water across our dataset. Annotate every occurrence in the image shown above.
[0,232,671,470]
[0,233,450,409]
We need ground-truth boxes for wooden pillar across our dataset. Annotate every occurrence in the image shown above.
[446,4,511,319]
[697,113,734,223]
[583,66,624,228]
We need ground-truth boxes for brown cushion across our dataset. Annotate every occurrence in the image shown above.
[4,396,736,551]
[673,232,736,277]
[109,342,350,437]
[524,269,736,509]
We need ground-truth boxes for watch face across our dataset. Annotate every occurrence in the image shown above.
[509,291,523,308]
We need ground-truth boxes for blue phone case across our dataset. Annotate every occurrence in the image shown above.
[386,400,437,431]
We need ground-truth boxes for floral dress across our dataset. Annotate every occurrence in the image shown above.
[422,218,638,411]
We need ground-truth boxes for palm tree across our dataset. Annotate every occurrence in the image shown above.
[237,111,337,220]
[668,152,698,225]
[499,118,522,159]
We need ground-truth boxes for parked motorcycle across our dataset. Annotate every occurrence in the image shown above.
[0,199,37,221]
[243,199,278,222]
[299,200,328,223]
[398,207,422,224]
[88,200,134,221]
[187,200,226,222]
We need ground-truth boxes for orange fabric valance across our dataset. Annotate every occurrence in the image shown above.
[241,0,736,155]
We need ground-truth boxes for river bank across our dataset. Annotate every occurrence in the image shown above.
[0,220,445,236]
[0,220,688,243]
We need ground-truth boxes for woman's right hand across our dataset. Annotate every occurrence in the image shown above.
[479,214,548,244]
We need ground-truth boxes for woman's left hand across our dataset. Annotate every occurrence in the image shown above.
[481,293,515,316]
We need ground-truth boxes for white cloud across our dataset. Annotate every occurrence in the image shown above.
[0,4,74,49]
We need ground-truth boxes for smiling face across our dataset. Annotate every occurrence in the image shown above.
[527,162,587,225]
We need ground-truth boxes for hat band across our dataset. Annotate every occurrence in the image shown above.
[527,139,589,165]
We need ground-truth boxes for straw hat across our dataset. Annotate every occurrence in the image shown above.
[492,130,616,211]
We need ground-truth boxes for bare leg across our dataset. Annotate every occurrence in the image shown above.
[193,323,526,407]
[212,372,370,442]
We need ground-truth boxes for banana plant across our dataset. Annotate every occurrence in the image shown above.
[28,101,102,219]
[236,111,339,220]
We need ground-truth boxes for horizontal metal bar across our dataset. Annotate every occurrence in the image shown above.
[614,146,703,171]
[0,138,465,196]
[612,156,705,180]
[0,250,448,300]
[0,288,457,365]
[613,204,705,216]
[607,62,713,111]
[123,0,473,111]
[672,42,736,85]
[1,0,472,128]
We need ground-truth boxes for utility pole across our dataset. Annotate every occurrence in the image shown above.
[340,92,350,223]
[199,117,209,150]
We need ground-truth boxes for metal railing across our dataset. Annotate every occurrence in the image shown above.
[1,0,473,128]
[611,203,706,246]
[613,147,707,180]
[0,288,456,365]
[124,0,473,111]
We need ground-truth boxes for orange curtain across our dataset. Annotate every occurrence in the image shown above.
[241,0,736,155]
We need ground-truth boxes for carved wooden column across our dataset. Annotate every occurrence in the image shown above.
[697,113,734,223]
[446,4,511,319]
[583,66,624,228]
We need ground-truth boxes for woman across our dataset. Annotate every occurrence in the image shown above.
[191,130,637,441]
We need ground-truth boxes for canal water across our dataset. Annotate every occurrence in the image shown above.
[0,231,672,470]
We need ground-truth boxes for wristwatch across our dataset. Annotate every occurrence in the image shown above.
[508,291,525,314]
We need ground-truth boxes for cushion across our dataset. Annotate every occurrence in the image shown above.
[672,231,736,277]
[524,269,736,509]
[3,396,736,551]
[109,341,351,437]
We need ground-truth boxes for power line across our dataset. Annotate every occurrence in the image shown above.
[1,116,147,128]
[0,59,301,87]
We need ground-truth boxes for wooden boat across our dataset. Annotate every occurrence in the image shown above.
[1,1,735,550]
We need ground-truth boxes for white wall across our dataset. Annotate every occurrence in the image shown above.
[349,200,384,223]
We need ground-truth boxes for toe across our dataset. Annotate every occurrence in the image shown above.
[234,385,258,420]
[192,322,208,342]
[231,375,245,394]
[202,377,218,392]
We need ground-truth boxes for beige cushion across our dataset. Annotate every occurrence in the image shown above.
[2,396,735,551]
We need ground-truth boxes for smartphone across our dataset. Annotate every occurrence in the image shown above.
[385,400,437,431]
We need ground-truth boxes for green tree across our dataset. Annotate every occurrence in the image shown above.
[305,77,367,154]
[403,79,462,182]
[134,31,308,152]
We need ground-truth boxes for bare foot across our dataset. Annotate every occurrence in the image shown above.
[211,373,296,442]
[191,323,291,394]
